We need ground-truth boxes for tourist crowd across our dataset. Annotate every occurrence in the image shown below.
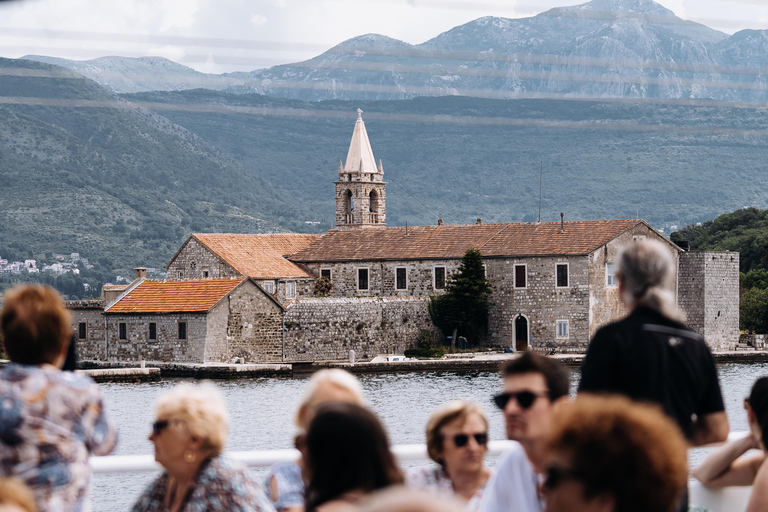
[0,239,764,512]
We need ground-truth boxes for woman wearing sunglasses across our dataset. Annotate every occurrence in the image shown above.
[131,383,275,512]
[693,376,768,512]
[406,401,492,512]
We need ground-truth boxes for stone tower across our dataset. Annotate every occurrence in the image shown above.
[335,109,386,230]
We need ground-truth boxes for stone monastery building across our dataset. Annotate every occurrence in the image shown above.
[69,110,740,364]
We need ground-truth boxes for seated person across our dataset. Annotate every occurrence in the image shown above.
[0,285,118,511]
[542,395,688,512]
[407,401,491,511]
[693,376,768,512]
[265,369,365,512]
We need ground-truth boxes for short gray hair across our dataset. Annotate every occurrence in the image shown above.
[156,382,229,454]
[617,239,684,322]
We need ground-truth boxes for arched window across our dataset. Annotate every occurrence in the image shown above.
[514,315,529,352]
[346,190,354,213]
[369,190,378,213]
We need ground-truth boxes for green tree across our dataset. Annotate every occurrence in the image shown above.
[428,248,493,350]
[740,287,768,334]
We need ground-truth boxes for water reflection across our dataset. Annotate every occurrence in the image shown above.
[91,363,765,511]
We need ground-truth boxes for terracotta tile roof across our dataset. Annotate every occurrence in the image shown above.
[289,219,642,262]
[192,233,320,279]
[105,279,244,314]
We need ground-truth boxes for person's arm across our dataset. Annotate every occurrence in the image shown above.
[690,410,730,447]
[692,432,763,487]
[746,459,768,512]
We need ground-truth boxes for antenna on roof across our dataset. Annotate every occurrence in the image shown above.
[406,221,408,236]
[538,161,543,224]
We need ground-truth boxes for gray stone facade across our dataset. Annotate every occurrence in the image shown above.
[678,251,740,350]
[104,312,208,362]
[166,237,241,280]
[67,300,107,361]
[283,297,434,361]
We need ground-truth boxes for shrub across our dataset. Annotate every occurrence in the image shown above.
[314,276,332,297]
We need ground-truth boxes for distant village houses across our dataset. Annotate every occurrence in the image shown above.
[67,110,741,365]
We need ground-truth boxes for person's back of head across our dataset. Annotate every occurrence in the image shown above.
[304,402,403,512]
[748,376,768,447]
[545,395,688,512]
[0,285,71,365]
[295,369,366,431]
[617,239,683,322]
[502,352,569,400]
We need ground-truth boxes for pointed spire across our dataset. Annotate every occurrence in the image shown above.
[378,159,383,173]
[338,160,343,174]
[344,109,377,175]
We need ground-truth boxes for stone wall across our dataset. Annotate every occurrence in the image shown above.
[67,300,107,360]
[283,296,434,362]
[588,224,674,339]
[166,237,240,280]
[741,334,766,350]
[206,281,284,363]
[678,252,707,337]
[487,256,591,353]
[257,278,314,305]
[302,259,459,298]
[104,313,208,362]
[703,252,740,350]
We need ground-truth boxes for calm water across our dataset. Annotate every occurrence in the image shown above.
[92,363,768,511]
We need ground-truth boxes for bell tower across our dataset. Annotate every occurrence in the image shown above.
[335,109,386,230]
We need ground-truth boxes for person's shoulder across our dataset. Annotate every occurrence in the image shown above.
[131,473,168,511]
[495,442,531,473]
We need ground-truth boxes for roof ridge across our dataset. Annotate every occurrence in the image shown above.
[478,223,514,250]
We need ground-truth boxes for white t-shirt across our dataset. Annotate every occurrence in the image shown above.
[479,442,543,512]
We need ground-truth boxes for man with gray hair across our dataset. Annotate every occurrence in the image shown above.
[579,239,729,512]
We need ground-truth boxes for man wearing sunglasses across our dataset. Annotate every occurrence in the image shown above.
[480,352,570,512]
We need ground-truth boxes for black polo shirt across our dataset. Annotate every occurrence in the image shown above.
[579,306,725,440]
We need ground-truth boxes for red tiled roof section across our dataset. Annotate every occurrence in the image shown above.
[106,279,244,314]
[194,233,320,279]
[289,220,640,262]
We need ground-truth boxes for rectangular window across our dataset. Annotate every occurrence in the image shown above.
[178,322,187,340]
[118,322,127,340]
[149,322,157,340]
[606,263,617,287]
[434,267,446,290]
[396,267,407,290]
[78,322,87,340]
[178,271,183,279]
[202,270,209,278]
[358,268,369,291]
[286,282,296,299]
[556,263,569,288]
[557,320,569,339]
[515,265,527,288]
[263,281,274,294]
[320,269,332,280]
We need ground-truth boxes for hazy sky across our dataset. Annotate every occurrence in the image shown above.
[0,0,766,73]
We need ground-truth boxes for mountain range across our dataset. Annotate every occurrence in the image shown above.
[23,0,768,103]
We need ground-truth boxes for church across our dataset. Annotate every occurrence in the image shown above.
[69,110,740,364]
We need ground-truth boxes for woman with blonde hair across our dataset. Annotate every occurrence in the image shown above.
[265,369,366,512]
[131,383,273,512]
[406,401,491,511]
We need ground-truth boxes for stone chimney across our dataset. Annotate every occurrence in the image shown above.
[560,213,564,233]
[134,267,147,280]
[476,218,482,225]
[437,219,444,226]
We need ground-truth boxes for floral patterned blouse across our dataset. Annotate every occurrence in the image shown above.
[131,455,276,512]
[0,363,118,512]
[406,465,492,512]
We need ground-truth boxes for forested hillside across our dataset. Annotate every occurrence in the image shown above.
[125,90,768,232]
[0,58,323,295]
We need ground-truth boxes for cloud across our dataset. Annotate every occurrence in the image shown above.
[250,14,268,26]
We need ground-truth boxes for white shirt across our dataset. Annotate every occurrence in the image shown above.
[479,442,543,512]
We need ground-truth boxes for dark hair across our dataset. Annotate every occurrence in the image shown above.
[547,395,688,512]
[304,403,403,512]
[1,285,72,365]
[749,377,768,445]
[502,352,570,400]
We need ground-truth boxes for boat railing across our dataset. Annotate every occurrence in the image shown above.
[89,437,752,512]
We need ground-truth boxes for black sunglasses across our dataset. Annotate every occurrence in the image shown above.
[542,465,584,490]
[451,433,488,447]
[493,390,550,410]
[152,420,170,435]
